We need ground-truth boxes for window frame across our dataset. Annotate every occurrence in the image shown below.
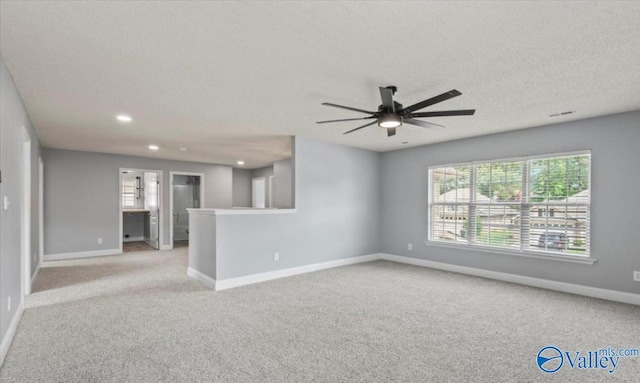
[427,150,594,264]
[121,178,137,208]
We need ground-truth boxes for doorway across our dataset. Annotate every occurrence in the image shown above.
[119,168,163,253]
[252,177,266,208]
[170,172,204,249]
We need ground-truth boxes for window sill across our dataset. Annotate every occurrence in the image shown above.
[424,240,597,265]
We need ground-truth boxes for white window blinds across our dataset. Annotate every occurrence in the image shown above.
[429,152,590,257]
[122,179,137,208]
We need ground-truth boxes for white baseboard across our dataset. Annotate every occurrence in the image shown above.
[160,244,173,251]
[123,236,144,243]
[187,267,216,289]
[43,248,121,262]
[0,303,24,368]
[380,254,640,306]
[31,264,40,289]
[215,253,380,291]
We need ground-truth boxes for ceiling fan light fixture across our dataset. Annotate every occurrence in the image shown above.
[378,114,402,128]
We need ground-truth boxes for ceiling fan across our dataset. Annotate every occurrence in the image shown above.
[317,86,475,137]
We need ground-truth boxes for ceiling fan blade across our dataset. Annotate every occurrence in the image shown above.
[404,118,444,129]
[387,127,396,137]
[316,117,376,124]
[343,120,378,135]
[321,102,375,115]
[379,87,395,112]
[410,109,476,118]
[402,90,462,114]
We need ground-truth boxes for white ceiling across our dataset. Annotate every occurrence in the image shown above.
[1,1,639,168]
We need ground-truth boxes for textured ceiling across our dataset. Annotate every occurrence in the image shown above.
[1,1,639,168]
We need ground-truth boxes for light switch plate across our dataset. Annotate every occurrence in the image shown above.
[3,196,9,211]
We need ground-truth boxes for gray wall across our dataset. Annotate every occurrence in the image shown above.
[209,136,381,280]
[0,55,42,345]
[232,168,252,207]
[273,158,293,208]
[380,110,640,295]
[251,165,274,180]
[43,148,233,254]
[189,212,217,279]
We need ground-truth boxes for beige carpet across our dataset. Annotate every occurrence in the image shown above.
[173,240,189,249]
[122,241,157,253]
[1,248,638,382]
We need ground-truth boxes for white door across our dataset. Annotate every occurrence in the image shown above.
[144,172,159,249]
[252,177,266,208]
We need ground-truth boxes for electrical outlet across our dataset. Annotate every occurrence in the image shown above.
[633,271,640,282]
[274,252,279,261]
[408,243,413,251]
[97,238,103,245]
[7,296,10,312]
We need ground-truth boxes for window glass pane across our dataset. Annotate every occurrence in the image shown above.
[122,195,135,207]
[431,166,470,243]
[474,205,521,249]
[433,166,470,201]
[472,161,522,250]
[476,161,522,203]
[122,179,137,208]
[527,199,589,254]
[528,155,589,202]
[430,205,469,244]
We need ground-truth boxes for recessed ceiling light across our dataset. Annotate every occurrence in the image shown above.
[179,147,187,152]
[116,114,133,123]
[237,160,245,166]
[148,145,159,151]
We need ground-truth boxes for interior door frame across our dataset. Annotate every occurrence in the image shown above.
[38,156,44,265]
[268,175,274,208]
[169,171,205,248]
[118,168,164,254]
[21,127,32,299]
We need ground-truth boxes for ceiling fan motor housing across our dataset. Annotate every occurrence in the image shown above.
[377,101,403,114]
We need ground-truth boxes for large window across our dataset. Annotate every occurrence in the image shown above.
[429,152,590,257]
